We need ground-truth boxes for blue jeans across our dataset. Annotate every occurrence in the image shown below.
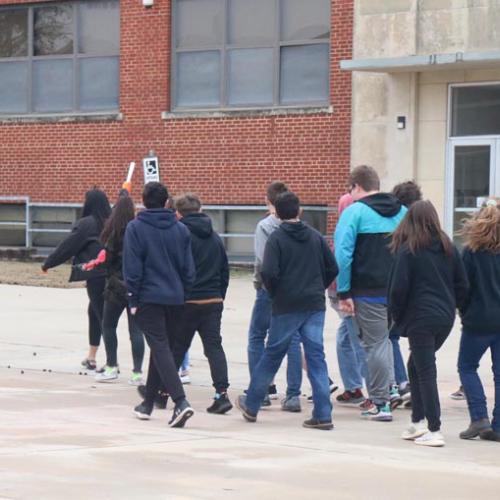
[390,331,409,385]
[180,351,189,372]
[336,316,367,391]
[246,310,332,421]
[247,288,302,397]
[458,331,500,432]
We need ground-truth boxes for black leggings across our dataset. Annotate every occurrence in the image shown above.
[86,277,105,347]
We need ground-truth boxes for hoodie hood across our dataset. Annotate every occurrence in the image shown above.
[358,193,402,218]
[280,221,311,242]
[137,208,177,229]
[181,212,213,239]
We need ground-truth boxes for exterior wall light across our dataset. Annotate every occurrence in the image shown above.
[143,0,154,7]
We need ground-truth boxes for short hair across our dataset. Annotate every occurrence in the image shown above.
[392,181,423,208]
[174,193,201,216]
[142,182,169,209]
[266,181,288,206]
[349,165,380,192]
[275,191,300,220]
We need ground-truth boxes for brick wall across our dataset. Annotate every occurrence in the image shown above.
[0,0,353,234]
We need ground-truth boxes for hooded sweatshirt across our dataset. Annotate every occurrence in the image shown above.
[334,193,407,299]
[261,221,338,315]
[123,208,195,308]
[180,212,229,301]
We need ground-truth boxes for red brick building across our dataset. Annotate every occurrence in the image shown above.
[0,0,353,259]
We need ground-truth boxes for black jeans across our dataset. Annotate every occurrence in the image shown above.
[86,277,105,347]
[407,325,452,432]
[102,300,145,372]
[135,304,185,404]
[172,302,229,393]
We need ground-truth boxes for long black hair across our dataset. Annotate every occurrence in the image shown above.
[100,193,135,247]
[82,189,111,232]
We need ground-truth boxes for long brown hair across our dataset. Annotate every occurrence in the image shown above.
[100,194,135,247]
[459,199,500,253]
[390,200,453,256]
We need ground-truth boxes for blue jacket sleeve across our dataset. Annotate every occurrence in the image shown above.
[334,206,359,299]
[122,223,144,308]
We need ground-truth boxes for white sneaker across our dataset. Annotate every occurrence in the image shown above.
[179,371,191,384]
[414,430,445,447]
[128,372,144,386]
[401,420,427,440]
[95,366,119,382]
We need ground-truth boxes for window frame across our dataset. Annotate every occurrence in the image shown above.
[0,0,120,115]
[171,0,331,112]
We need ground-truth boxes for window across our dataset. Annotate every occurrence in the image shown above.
[0,1,119,115]
[172,0,330,110]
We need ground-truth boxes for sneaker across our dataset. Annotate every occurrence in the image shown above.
[95,366,119,382]
[281,395,301,413]
[134,401,153,420]
[362,402,393,422]
[168,399,194,428]
[268,384,278,400]
[450,386,466,400]
[415,430,445,447]
[303,417,334,430]
[336,389,365,405]
[137,385,169,410]
[404,400,412,409]
[399,383,411,401]
[128,372,144,386]
[207,393,233,414]
[479,429,500,442]
[179,370,191,384]
[460,418,492,440]
[390,385,403,410]
[307,380,339,403]
[401,419,427,440]
[235,395,257,422]
[261,395,272,407]
[81,358,96,371]
[359,398,374,411]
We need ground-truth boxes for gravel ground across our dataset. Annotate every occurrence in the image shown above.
[0,261,83,288]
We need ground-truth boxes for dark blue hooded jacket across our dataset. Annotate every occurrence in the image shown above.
[123,209,195,308]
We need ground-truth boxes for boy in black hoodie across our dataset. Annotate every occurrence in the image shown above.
[236,192,338,429]
[123,182,196,428]
[171,194,232,415]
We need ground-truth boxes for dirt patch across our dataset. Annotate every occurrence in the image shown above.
[0,261,83,288]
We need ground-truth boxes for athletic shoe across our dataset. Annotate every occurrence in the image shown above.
[415,431,445,447]
[128,372,144,386]
[268,384,279,400]
[307,380,339,403]
[168,399,194,428]
[95,366,119,382]
[362,402,393,422]
[179,370,191,384]
[460,419,492,440]
[336,389,365,405]
[235,395,257,422]
[207,393,233,414]
[137,385,169,410]
[404,400,412,409]
[399,383,411,401]
[450,386,466,400]
[390,385,403,410]
[134,401,153,420]
[281,396,301,413]
[401,419,427,440]
[359,398,374,411]
[261,395,272,407]
[81,358,96,370]
[303,417,334,430]
[480,429,500,442]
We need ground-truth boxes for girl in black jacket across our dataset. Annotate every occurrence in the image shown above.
[42,189,111,370]
[458,199,500,442]
[388,200,468,447]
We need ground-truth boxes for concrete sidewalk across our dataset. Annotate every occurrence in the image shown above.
[0,278,499,500]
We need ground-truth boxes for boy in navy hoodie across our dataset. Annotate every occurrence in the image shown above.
[123,182,196,428]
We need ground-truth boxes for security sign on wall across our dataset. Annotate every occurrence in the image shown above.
[143,153,160,183]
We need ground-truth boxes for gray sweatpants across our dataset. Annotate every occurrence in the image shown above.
[354,300,395,405]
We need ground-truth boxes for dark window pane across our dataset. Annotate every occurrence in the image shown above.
[176,0,223,48]
[177,51,220,107]
[0,9,28,57]
[34,5,73,56]
[451,86,500,136]
[79,57,119,110]
[281,0,330,41]
[228,0,275,45]
[33,59,73,112]
[280,44,329,104]
[0,62,28,113]
[228,48,273,106]
[78,1,119,54]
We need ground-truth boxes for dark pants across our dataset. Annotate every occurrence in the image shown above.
[407,326,451,432]
[135,304,185,404]
[102,300,145,372]
[86,277,105,347]
[172,302,229,393]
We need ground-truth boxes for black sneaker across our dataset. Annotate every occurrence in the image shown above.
[268,384,278,400]
[168,399,194,428]
[235,395,257,422]
[134,401,153,420]
[137,385,169,409]
[207,393,233,414]
[303,417,334,430]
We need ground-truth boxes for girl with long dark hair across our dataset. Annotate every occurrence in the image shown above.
[388,200,468,447]
[42,189,111,370]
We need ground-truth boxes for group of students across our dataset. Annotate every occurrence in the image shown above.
[42,166,500,443]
